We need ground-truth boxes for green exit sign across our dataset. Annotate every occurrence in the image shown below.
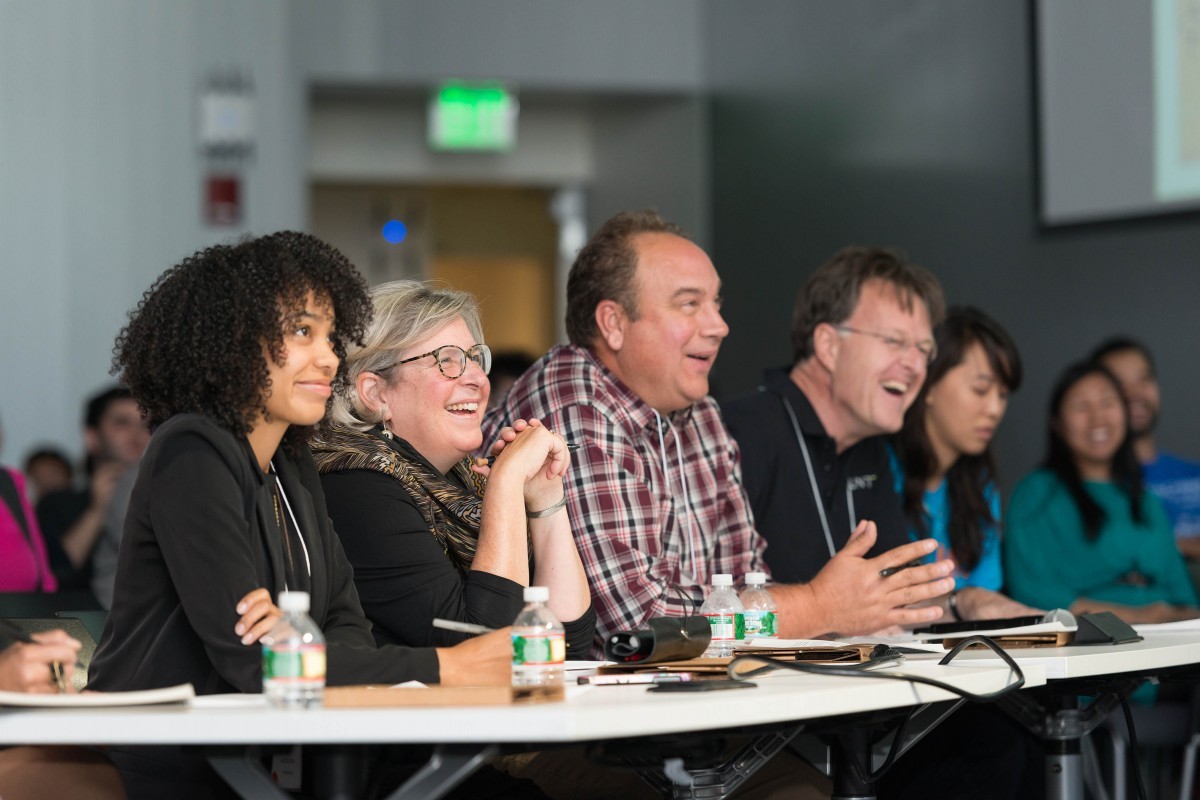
[428,83,518,151]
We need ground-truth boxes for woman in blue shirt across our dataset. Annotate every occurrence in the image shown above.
[895,307,1035,618]
[1005,360,1198,621]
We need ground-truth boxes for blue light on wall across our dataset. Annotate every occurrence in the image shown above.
[382,220,408,243]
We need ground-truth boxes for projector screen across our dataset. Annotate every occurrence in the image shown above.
[1037,0,1200,225]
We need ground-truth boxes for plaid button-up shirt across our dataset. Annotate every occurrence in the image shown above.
[483,345,766,657]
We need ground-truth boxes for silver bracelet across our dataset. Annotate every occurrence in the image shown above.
[526,493,567,519]
[947,588,961,621]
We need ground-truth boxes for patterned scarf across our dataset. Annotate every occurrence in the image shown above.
[310,424,492,574]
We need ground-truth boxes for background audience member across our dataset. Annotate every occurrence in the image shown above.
[488,350,536,405]
[1092,337,1200,562]
[21,448,73,505]
[0,413,58,596]
[893,306,1035,615]
[36,387,149,593]
[313,280,593,651]
[88,232,511,798]
[0,621,124,799]
[1005,360,1199,622]
[90,465,138,609]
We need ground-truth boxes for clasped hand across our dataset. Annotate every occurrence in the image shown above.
[474,418,570,509]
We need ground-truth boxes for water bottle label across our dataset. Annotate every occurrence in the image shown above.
[707,613,745,641]
[512,632,565,666]
[744,610,778,638]
[264,646,326,681]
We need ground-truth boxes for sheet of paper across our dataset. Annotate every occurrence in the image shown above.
[908,621,1075,642]
[563,660,613,671]
[739,638,851,649]
[1133,618,1200,633]
[0,683,195,708]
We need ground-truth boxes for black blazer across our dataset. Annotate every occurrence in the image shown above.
[89,414,438,694]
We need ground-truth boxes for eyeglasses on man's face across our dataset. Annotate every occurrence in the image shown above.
[836,325,937,364]
[395,343,492,379]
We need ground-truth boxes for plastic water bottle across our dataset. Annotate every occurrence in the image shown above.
[740,572,779,641]
[699,574,745,658]
[262,591,326,708]
[511,586,565,689]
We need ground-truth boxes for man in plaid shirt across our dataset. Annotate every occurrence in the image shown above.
[483,211,954,657]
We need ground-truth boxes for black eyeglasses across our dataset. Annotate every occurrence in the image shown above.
[394,343,492,379]
[836,326,937,364]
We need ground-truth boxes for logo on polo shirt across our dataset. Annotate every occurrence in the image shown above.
[847,474,877,492]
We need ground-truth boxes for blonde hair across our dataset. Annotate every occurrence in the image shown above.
[330,280,484,431]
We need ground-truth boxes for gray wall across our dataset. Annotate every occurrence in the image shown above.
[0,0,305,465]
[707,0,1200,490]
[0,0,707,466]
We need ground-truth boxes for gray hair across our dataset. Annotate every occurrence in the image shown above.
[330,279,484,430]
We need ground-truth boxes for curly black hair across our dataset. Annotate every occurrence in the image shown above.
[112,231,371,451]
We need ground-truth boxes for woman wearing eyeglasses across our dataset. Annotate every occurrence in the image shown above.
[311,280,594,654]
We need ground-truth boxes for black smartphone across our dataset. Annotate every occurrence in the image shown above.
[914,614,1044,636]
[648,679,756,693]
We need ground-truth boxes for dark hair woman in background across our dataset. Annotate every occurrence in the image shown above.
[88,232,510,798]
[1004,360,1198,622]
[894,307,1037,620]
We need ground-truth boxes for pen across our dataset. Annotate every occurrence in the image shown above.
[476,443,580,468]
[432,618,495,635]
[579,672,693,686]
[879,559,923,578]
[0,622,70,693]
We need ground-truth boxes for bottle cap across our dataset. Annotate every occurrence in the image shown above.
[278,591,310,613]
[524,586,550,602]
[745,572,767,585]
[712,574,733,587]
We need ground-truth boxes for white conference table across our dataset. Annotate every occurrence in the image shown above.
[928,631,1200,680]
[0,660,1039,800]
[901,631,1200,800]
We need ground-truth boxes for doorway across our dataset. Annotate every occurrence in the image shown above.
[311,183,560,361]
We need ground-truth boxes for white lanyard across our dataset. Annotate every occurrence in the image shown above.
[777,393,858,559]
[269,461,312,584]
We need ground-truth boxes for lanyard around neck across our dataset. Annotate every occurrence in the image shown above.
[269,461,312,586]
[777,393,840,559]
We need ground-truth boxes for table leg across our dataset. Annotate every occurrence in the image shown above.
[1045,738,1084,800]
[831,726,874,800]
[382,744,498,800]
[206,746,291,799]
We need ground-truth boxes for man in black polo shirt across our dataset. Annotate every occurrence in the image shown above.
[724,246,1021,621]
[724,247,1042,800]
[724,247,940,580]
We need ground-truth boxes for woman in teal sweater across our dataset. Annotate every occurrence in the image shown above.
[1005,360,1199,621]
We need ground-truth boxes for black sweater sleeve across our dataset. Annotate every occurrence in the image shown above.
[321,469,527,647]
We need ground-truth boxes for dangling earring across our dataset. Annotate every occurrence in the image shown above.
[380,426,394,440]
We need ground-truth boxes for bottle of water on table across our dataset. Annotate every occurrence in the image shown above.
[511,586,565,689]
[262,591,326,708]
[700,573,745,658]
[740,571,779,641]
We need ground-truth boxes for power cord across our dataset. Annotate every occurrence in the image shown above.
[726,636,1026,782]
[1118,693,1149,800]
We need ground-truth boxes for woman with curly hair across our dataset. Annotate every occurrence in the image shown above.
[311,280,593,652]
[88,232,510,797]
